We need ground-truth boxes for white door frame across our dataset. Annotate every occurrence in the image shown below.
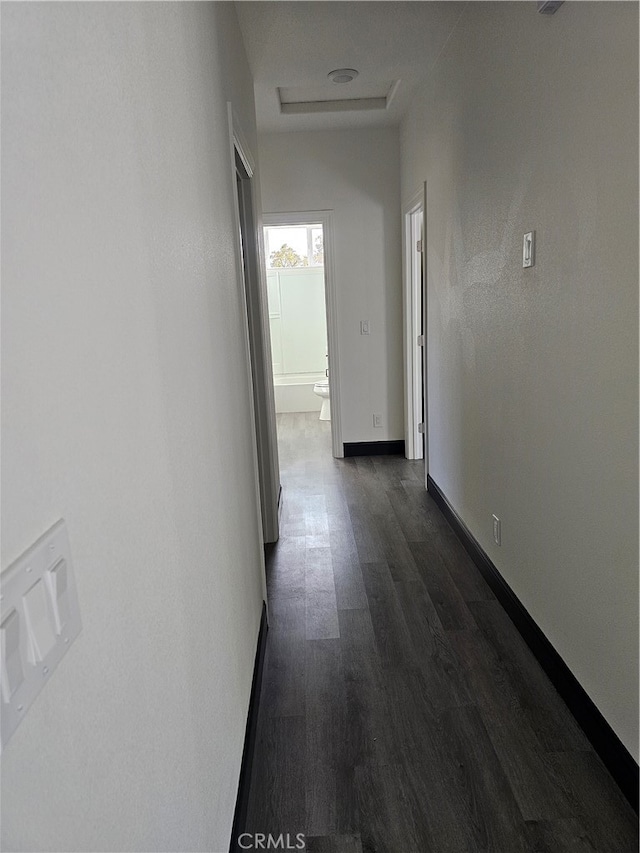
[263,210,343,459]
[421,181,429,486]
[402,183,429,479]
[402,188,426,463]
[228,105,280,557]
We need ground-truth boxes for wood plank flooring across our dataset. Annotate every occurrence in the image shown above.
[242,412,638,853]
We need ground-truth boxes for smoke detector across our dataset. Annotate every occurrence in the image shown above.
[328,68,359,84]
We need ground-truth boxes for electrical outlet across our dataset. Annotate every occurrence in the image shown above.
[492,514,501,546]
[373,414,383,428]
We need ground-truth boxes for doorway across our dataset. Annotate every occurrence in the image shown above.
[403,185,428,479]
[263,211,343,460]
[264,222,328,416]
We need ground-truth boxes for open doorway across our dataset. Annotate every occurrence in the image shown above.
[263,212,342,466]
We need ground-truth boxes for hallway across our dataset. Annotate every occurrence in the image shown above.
[243,413,637,853]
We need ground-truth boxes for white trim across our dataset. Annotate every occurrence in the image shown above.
[402,190,424,461]
[227,104,276,604]
[263,210,343,458]
[231,107,255,178]
[422,180,429,485]
[252,192,282,543]
[235,157,281,545]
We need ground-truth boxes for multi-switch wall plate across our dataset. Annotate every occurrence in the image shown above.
[1,520,81,750]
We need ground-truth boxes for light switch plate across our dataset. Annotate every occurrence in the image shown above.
[523,231,535,268]
[492,514,501,546]
[0,520,81,750]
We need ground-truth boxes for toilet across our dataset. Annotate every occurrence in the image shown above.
[313,378,331,421]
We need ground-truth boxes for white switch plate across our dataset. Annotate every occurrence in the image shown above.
[0,520,81,750]
[523,231,535,268]
[360,320,370,335]
[492,514,501,546]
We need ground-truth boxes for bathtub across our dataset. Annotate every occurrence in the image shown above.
[273,372,325,413]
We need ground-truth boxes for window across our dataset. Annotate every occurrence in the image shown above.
[265,225,324,269]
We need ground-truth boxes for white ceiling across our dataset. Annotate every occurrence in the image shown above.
[235,1,466,133]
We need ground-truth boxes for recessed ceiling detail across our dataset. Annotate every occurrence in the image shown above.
[236,2,466,132]
[278,80,399,116]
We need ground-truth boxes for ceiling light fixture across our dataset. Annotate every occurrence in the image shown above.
[328,68,358,84]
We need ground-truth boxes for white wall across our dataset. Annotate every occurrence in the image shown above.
[1,4,266,851]
[401,2,638,758]
[259,129,403,443]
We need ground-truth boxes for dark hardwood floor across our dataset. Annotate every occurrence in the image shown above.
[242,412,638,853]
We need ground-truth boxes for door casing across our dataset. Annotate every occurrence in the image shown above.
[228,104,281,556]
[402,184,428,479]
